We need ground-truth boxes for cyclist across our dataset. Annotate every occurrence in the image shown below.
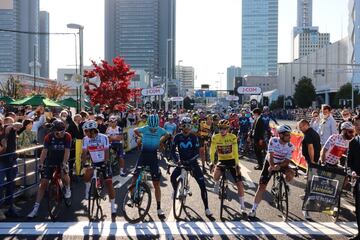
[131,114,170,218]
[210,119,247,214]
[229,113,240,135]
[170,117,212,217]
[27,120,72,218]
[81,120,117,218]
[249,125,294,218]
[198,115,212,173]
[320,121,355,167]
[211,114,220,135]
[106,116,126,176]
[239,110,251,153]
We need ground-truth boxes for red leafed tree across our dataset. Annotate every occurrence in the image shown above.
[132,88,142,104]
[83,56,136,111]
[44,82,70,100]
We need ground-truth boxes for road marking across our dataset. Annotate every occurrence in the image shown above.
[240,163,256,189]
[0,221,356,237]
[343,203,356,213]
[113,174,133,189]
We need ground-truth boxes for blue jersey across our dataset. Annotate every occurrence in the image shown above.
[138,126,168,152]
[172,133,200,162]
[239,116,251,134]
[262,114,277,131]
[164,122,177,135]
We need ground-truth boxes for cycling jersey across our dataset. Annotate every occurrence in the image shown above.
[262,114,278,131]
[137,126,168,152]
[44,132,72,165]
[266,137,294,164]
[239,116,251,134]
[106,126,123,143]
[323,134,350,165]
[82,134,110,163]
[172,133,200,162]
[164,122,177,135]
[210,133,239,164]
[198,121,211,138]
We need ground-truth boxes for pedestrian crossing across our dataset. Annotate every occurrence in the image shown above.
[0,221,357,237]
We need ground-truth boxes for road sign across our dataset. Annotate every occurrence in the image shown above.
[237,86,261,95]
[226,95,239,101]
[170,97,184,102]
[141,87,165,96]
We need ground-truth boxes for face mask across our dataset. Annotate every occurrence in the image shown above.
[245,114,251,118]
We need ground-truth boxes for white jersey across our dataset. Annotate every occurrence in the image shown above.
[82,134,110,163]
[266,137,294,164]
[106,126,123,143]
[323,134,349,165]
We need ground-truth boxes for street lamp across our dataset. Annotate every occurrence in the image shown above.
[165,38,173,112]
[67,23,84,110]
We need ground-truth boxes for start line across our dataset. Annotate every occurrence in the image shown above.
[0,221,357,237]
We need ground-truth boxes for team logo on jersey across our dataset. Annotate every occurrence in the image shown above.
[180,141,193,149]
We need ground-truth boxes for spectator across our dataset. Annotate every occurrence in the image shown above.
[338,109,352,134]
[96,114,107,134]
[249,108,265,170]
[348,115,360,240]
[0,117,22,219]
[17,119,37,155]
[318,105,337,146]
[310,110,320,133]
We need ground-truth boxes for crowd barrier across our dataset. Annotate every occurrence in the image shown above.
[0,145,43,206]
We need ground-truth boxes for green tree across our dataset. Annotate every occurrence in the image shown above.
[335,83,360,107]
[293,76,316,108]
[0,75,25,99]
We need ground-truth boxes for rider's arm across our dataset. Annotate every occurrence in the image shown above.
[81,138,89,163]
[269,152,275,167]
[233,137,239,165]
[270,115,279,125]
[63,134,72,164]
[134,127,142,138]
[209,135,216,163]
[279,159,290,167]
[160,132,171,144]
[171,136,179,162]
[267,138,275,167]
[320,135,333,164]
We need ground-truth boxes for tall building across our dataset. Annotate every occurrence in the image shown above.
[0,0,40,75]
[176,65,194,96]
[293,30,330,59]
[241,0,278,76]
[105,0,175,79]
[226,66,241,91]
[294,0,312,35]
[39,11,49,78]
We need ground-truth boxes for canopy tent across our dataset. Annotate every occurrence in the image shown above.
[250,89,279,104]
[11,95,62,107]
[0,96,15,104]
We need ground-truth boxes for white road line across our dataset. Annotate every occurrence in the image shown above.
[343,203,356,213]
[240,163,256,189]
[0,221,356,237]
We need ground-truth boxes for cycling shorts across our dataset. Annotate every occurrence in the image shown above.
[110,142,125,159]
[41,163,69,180]
[217,160,242,183]
[199,136,210,148]
[134,151,161,181]
[91,162,113,180]
[259,161,291,185]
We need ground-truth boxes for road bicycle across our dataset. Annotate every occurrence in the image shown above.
[87,164,106,221]
[122,165,152,223]
[270,169,290,221]
[217,164,235,220]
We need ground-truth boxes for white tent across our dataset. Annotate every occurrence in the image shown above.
[250,89,279,104]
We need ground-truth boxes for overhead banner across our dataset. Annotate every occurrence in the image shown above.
[302,164,346,212]
[237,86,261,95]
[141,88,164,96]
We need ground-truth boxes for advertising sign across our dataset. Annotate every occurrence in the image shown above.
[237,87,262,95]
[226,95,239,101]
[141,88,165,96]
[170,97,184,102]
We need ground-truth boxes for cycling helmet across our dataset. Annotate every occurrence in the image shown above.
[212,114,219,121]
[218,119,230,128]
[181,117,192,125]
[109,115,118,122]
[95,114,104,120]
[147,114,159,128]
[168,115,174,120]
[340,121,354,130]
[82,120,98,130]
[52,119,66,131]
[277,125,292,134]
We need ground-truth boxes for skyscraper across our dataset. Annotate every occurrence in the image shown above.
[297,0,312,29]
[241,0,278,76]
[39,11,49,78]
[176,65,194,95]
[0,0,40,74]
[105,0,175,79]
[226,66,241,91]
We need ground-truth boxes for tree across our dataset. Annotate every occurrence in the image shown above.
[83,56,136,111]
[44,82,70,100]
[0,75,26,99]
[335,83,360,107]
[293,76,316,108]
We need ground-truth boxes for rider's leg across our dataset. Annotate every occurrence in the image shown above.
[27,176,49,217]
[170,167,182,191]
[251,162,270,213]
[83,168,93,199]
[192,164,209,211]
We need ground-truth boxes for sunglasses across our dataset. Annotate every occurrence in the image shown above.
[55,130,65,135]
[282,133,291,137]
[219,127,228,130]
[182,124,192,129]
[347,130,355,134]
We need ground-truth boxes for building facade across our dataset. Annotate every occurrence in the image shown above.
[293,0,313,36]
[293,30,330,59]
[0,0,40,74]
[278,37,350,106]
[241,0,278,76]
[176,65,194,96]
[39,11,49,78]
[105,0,175,79]
[226,66,241,91]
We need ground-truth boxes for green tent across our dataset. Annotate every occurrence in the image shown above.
[58,98,78,108]
[0,96,15,104]
[11,95,62,107]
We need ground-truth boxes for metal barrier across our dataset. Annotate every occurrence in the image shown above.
[0,145,43,205]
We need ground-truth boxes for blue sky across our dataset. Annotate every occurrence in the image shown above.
[41,0,348,89]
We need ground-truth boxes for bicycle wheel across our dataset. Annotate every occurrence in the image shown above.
[123,182,152,223]
[47,180,62,221]
[219,177,226,220]
[173,179,185,220]
[278,178,289,221]
[88,179,97,221]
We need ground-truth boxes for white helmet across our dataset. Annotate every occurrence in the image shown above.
[277,125,292,134]
[109,115,118,122]
[82,120,98,130]
[341,121,354,131]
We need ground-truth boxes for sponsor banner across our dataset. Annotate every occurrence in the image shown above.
[237,86,261,95]
[141,88,164,96]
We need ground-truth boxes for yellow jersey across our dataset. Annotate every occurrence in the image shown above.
[210,133,239,164]
[198,120,211,138]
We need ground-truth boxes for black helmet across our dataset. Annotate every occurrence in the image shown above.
[52,119,66,131]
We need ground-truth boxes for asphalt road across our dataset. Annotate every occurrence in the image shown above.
[0,121,358,239]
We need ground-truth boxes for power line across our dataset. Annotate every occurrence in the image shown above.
[0,28,76,35]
